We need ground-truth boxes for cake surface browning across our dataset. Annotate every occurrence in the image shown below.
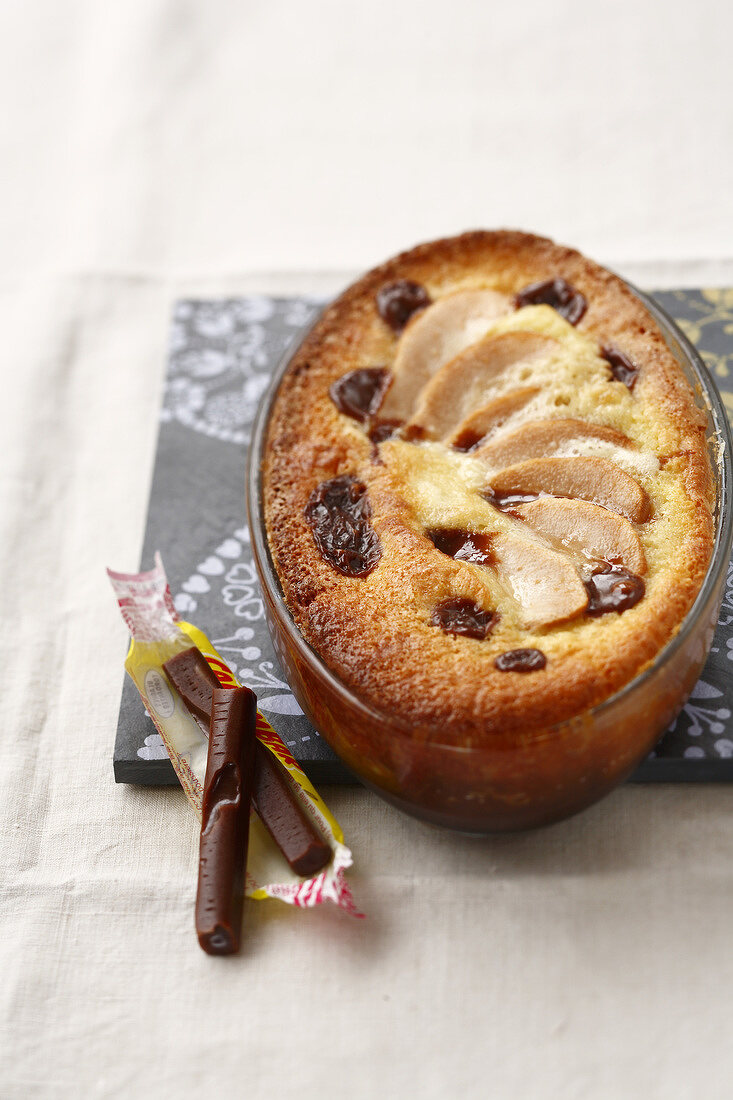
[263,231,715,746]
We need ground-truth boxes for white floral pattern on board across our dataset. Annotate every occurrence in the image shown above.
[137,733,169,760]
[171,523,304,723]
[162,297,322,444]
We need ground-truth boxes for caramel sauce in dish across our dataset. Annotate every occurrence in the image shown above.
[601,345,639,390]
[494,648,547,672]
[329,367,391,422]
[376,279,431,332]
[431,598,498,640]
[515,277,587,325]
[584,564,645,615]
[304,476,381,578]
[427,528,496,566]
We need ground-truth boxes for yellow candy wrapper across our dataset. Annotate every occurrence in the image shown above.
[108,553,361,914]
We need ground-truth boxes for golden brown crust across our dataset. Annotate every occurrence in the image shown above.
[262,231,715,743]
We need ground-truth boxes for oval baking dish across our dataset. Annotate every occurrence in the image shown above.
[247,235,732,832]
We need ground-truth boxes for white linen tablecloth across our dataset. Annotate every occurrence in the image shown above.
[2,1,733,1096]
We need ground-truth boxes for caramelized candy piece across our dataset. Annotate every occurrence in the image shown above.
[252,742,331,876]
[304,476,382,577]
[427,528,496,566]
[330,367,391,422]
[401,423,428,442]
[489,456,651,523]
[405,331,555,440]
[164,646,331,877]
[475,417,630,467]
[585,565,646,615]
[515,277,587,325]
[196,687,257,957]
[494,649,547,673]
[376,279,431,332]
[602,345,639,390]
[493,532,588,628]
[368,419,403,444]
[430,597,497,640]
[450,387,541,451]
[513,497,647,575]
[163,648,220,726]
[378,289,510,421]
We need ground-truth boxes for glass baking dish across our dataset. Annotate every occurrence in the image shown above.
[247,286,733,833]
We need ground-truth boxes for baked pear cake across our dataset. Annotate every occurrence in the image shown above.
[261,231,716,818]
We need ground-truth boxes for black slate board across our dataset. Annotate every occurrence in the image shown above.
[114,290,733,786]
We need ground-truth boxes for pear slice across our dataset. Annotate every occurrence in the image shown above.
[475,418,630,466]
[403,331,555,439]
[493,532,588,628]
[378,289,511,421]
[448,386,541,449]
[489,457,651,523]
[513,497,647,574]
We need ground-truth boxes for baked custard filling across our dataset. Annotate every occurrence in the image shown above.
[264,232,714,732]
[322,285,698,649]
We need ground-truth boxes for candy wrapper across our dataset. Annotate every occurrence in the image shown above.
[108,554,361,914]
